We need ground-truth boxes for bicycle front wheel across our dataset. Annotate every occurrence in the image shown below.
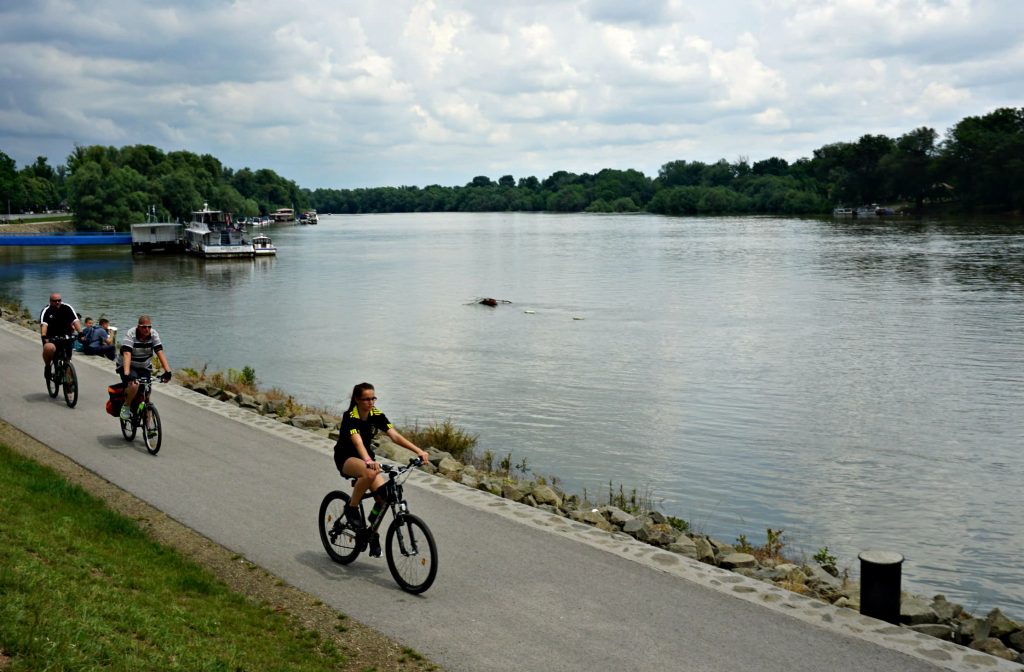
[120,411,137,441]
[62,362,78,408]
[386,513,437,594]
[143,404,162,455]
[46,365,59,398]
[319,491,360,564]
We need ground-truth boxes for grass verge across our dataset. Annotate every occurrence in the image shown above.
[0,436,438,672]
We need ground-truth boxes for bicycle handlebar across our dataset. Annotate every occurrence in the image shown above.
[380,456,424,475]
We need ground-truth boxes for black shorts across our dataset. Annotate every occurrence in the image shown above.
[333,443,376,476]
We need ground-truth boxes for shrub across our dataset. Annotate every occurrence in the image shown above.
[400,418,478,461]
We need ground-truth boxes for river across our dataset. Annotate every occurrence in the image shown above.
[2,212,1022,617]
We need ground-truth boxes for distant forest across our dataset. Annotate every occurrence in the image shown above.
[1,107,1021,230]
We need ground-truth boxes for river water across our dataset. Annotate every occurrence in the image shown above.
[2,212,1022,617]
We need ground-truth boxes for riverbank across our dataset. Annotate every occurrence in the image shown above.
[1,300,1022,665]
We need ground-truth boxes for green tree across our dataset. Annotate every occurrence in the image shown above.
[939,107,1024,211]
[880,127,938,210]
[0,150,25,214]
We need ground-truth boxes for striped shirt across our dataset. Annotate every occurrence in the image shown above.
[115,326,164,372]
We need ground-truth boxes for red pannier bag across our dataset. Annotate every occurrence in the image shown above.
[105,382,126,417]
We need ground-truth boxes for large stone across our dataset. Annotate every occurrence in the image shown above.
[290,414,325,429]
[969,638,1018,661]
[531,483,562,507]
[374,440,407,461]
[929,595,963,622]
[263,398,287,415]
[502,480,530,503]
[437,457,463,478]
[565,510,610,528]
[427,449,454,464]
[459,471,480,489]
[900,595,939,625]
[986,609,1021,638]
[709,538,736,557]
[636,523,676,546]
[908,624,953,640]
[668,534,697,554]
[647,510,667,524]
[958,618,990,644]
[237,393,260,409]
[1008,629,1024,651]
[719,553,757,570]
[622,517,645,535]
[694,537,715,564]
[600,506,632,528]
[804,563,842,590]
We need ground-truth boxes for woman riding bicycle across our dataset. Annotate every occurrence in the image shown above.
[334,382,429,556]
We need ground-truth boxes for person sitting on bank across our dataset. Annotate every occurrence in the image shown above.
[76,317,94,352]
[83,317,115,360]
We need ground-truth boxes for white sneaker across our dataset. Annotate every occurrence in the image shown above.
[119,404,131,421]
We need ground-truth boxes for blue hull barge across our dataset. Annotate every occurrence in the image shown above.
[0,231,131,246]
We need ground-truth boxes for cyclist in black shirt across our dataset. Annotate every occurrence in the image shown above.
[334,382,429,556]
[39,293,81,381]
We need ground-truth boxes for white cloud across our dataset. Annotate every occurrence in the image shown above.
[0,0,1021,187]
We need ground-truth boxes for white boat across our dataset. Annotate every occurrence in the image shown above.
[832,207,854,217]
[271,208,294,222]
[252,233,277,256]
[301,210,319,225]
[183,203,254,258]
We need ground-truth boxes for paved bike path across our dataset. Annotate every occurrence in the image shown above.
[0,320,1016,672]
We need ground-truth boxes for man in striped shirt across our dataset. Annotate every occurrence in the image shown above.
[115,315,173,421]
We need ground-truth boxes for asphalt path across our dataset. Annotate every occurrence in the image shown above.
[0,320,1011,672]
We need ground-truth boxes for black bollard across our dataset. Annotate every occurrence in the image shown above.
[859,550,904,624]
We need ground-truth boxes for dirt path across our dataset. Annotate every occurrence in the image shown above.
[0,419,441,672]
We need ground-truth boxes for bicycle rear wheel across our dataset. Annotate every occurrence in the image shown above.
[143,404,162,454]
[386,513,437,594]
[319,491,360,564]
[62,362,78,408]
[46,363,59,398]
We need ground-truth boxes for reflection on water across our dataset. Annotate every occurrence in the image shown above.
[2,213,1023,617]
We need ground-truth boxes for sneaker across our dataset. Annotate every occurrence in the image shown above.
[344,505,364,529]
[119,404,132,421]
[147,428,158,439]
[368,533,382,558]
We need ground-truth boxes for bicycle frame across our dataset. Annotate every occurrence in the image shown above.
[354,460,416,545]
[46,334,78,407]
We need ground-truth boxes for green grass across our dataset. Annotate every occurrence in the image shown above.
[0,443,347,671]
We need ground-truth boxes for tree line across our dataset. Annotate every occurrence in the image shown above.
[1,107,1021,230]
[0,145,308,230]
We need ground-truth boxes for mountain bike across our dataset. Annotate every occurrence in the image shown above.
[319,457,438,594]
[45,334,78,408]
[119,372,170,455]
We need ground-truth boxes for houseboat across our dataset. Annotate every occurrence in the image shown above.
[271,208,294,222]
[131,222,184,254]
[252,233,277,256]
[183,204,254,258]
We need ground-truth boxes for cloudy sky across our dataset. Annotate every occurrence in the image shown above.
[1,0,1022,189]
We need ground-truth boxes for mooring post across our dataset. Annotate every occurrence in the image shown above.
[858,550,904,624]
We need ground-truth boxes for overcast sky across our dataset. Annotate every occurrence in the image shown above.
[1,0,1022,189]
